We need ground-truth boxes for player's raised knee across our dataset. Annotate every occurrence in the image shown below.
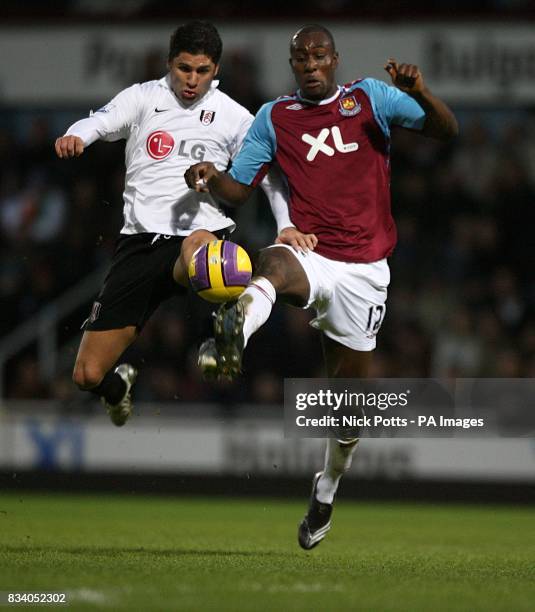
[256,247,292,283]
[182,230,216,259]
[255,247,308,299]
[72,360,106,390]
[175,230,218,286]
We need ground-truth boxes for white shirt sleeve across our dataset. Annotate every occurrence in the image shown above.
[228,107,293,233]
[65,115,108,146]
[229,111,254,159]
[65,84,142,146]
[259,164,295,234]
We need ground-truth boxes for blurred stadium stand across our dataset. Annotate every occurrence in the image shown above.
[0,5,533,498]
[2,0,535,21]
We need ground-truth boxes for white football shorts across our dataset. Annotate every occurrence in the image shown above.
[268,245,390,351]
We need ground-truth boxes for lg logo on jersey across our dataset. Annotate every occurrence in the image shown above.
[147,131,174,160]
[146,131,206,161]
[177,141,206,161]
[302,126,358,162]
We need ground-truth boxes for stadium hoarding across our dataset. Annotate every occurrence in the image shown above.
[1,23,535,105]
[0,408,534,483]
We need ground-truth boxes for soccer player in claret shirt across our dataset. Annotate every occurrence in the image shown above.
[55,21,315,427]
[185,24,458,549]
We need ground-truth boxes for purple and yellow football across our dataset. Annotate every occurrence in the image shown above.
[188,239,252,303]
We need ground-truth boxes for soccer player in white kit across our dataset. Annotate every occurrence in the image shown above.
[55,21,316,426]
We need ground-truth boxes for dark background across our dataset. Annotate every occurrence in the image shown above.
[0,1,533,411]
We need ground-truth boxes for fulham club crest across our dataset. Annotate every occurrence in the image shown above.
[200,110,216,125]
[339,96,361,117]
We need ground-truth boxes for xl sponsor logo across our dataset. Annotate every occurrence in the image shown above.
[301,126,359,162]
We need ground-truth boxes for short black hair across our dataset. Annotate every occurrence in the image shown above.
[290,24,336,52]
[168,21,223,64]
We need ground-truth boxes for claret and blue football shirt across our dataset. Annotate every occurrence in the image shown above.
[230,78,426,263]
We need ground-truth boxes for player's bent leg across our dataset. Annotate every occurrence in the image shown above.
[176,230,223,378]
[299,338,370,550]
[321,334,373,378]
[202,246,310,379]
[173,229,219,287]
[73,327,138,388]
[73,326,138,426]
[254,246,311,304]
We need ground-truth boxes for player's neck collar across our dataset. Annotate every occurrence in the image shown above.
[297,85,341,106]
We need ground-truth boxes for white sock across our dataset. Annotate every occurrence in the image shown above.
[240,276,276,347]
[316,438,359,504]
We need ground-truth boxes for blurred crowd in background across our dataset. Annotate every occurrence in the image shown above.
[3,0,534,21]
[0,48,534,409]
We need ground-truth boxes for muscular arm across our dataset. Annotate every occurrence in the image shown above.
[409,88,459,141]
[184,162,254,207]
[184,162,318,251]
[385,58,458,142]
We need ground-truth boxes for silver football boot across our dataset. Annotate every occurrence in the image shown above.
[198,338,221,380]
[102,363,138,427]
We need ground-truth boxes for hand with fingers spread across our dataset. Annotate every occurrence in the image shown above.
[275,226,318,253]
[384,58,425,94]
[184,162,220,193]
[55,135,85,159]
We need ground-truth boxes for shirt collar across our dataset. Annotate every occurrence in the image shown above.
[297,85,341,106]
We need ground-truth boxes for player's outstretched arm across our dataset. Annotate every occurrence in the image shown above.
[184,162,254,206]
[384,58,458,141]
[55,135,85,158]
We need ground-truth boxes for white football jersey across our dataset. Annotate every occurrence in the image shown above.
[66,76,256,236]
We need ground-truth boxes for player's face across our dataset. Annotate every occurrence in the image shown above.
[168,52,219,106]
[289,32,339,100]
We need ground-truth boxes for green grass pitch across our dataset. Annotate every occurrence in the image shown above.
[0,493,533,611]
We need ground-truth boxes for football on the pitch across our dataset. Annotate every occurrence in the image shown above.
[188,239,252,303]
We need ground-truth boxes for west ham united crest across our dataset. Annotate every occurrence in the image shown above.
[200,110,216,125]
[339,96,361,117]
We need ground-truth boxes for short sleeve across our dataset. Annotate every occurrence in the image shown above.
[229,101,277,186]
[355,78,426,138]
[229,111,254,159]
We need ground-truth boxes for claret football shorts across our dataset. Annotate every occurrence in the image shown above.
[269,245,390,351]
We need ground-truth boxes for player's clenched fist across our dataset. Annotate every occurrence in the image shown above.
[184,162,220,193]
[384,58,425,94]
[55,135,84,158]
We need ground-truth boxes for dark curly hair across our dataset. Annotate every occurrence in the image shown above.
[168,21,223,64]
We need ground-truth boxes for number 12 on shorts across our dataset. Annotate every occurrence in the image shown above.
[366,305,386,335]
